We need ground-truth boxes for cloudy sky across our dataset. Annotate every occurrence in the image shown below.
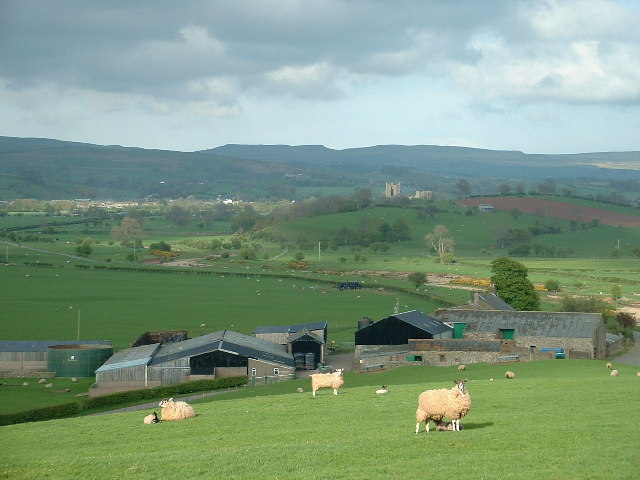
[1,0,639,154]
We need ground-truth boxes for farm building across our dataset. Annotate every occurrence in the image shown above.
[460,291,516,311]
[0,340,112,376]
[354,308,606,370]
[253,321,327,367]
[355,310,453,346]
[93,330,295,396]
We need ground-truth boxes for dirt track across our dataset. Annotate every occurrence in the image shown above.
[460,197,640,227]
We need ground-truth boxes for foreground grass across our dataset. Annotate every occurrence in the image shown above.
[1,360,638,480]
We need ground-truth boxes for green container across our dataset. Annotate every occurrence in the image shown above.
[47,344,113,378]
[453,322,467,339]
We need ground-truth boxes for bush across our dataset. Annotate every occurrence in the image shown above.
[544,279,561,292]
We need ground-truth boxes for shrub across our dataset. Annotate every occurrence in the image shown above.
[544,279,561,292]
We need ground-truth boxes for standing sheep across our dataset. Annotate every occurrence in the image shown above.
[143,411,160,424]
[158,398,195,420]
[310,368,344,397]
[606,362,612,369]
[505,371,516,379]
[458,365,466,371]
[415,379,471,433]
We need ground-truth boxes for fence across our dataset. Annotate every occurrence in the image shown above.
[248,373,296,386]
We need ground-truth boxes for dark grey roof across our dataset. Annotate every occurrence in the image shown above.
[95,343,160,372]
[149,330,295,368]
[391,310,453,335]
[252,321,327,334]
[0,340,111,353]
[476,293,516,311]
[431,310,602,338]
[288,328,324,344]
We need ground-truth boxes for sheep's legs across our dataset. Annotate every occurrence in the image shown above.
[453,419,459,431]
[333,388,338,395]
[312,390,316,397]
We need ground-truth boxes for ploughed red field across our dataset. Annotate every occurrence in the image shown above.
[459,197,640,228]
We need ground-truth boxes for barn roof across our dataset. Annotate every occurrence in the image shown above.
[288,328,324,344]
[389,310,453,335]
[95,343,160,372]
[252,321,327,335]
[431,310,602,338]
[0,340,111,353]
[149,330,295,368]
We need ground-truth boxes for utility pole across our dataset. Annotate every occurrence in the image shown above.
[318,241,321,262]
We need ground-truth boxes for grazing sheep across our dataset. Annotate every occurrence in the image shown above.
[606,362,612,369]
[22,382,29,386]
[296,387,304,393]
[143,412,160,424]
[610,369,619,377]
[158,398,195,420]
[458,365,466,371]
[45,383,53,388]
[505,371,516,379]
[375,385,388,394]
[310,368,344,397]
[415,379,471,433]
[71,378,77,382]
[38,378,46,384]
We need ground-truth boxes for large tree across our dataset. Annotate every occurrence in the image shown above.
[490,256,540,311]
[425,225,455,262]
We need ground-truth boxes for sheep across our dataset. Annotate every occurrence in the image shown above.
[38,378,46,384]
[458,364,466,371]
[375,385,388,394]
[310,368,344,397]
[606,362,612,369]
[610,369,619,377]
[434,419,465,431]
[296,387,304,393]
[158,398,195,420]
[505,371,516,379]
[415,379,471,433]
[143,411,160,424]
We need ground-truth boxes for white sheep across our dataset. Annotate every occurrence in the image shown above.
[415,379,471,433]
[143,411,160,424]
[159,398,196,420]
[458,364,466,371]
[610,369,619,377]
[375,385,388,394]
[606,362,612,369]
[310,368,344,397]
[296,387,304,393]
[505,371,515,379]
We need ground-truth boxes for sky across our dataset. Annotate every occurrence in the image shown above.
[1,0,640,154]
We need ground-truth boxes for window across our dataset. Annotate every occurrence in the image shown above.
[273,368,279,375]
[251,368,256,376]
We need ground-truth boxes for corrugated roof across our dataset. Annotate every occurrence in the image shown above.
[0,340,111,353]
[252,321,327,334]
[390,310,453,335]
[95,343,160,372]
[476,293,516,311]
[149,330,295,368]
[288,328,324,344]
[432,310,602,338]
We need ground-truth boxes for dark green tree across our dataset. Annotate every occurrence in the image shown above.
[408,272,427,289]
[490,257,540,311]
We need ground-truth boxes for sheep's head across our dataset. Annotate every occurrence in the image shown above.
[453,379,468,394]
[159,398,173,407]
[335,368,344,376]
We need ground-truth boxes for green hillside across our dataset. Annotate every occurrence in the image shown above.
[1,360,638,480]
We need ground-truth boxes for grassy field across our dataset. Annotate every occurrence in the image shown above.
[1,360,638,479]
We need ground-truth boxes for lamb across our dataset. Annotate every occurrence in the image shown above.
[143,411,160,424]
[158,398,195,420]
[505,371,516,379]
[434,419,464,431]
[310,368,344,397]
[610,369,619,377]
[375,385,388,394]
[415,379,471,433]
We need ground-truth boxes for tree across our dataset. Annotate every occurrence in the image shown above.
[425,225,455,263]
[611,284,622,307]
[490,257,540,311]
[391,218,411,240]
[498,183,512,195]
[408,272,427,290]
[111,217,145,245]
[454,179,471,198]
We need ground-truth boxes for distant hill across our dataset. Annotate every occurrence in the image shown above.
[0,136,638,201]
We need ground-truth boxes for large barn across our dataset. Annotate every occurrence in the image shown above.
[355,310,453,346]
[94,330,295,396]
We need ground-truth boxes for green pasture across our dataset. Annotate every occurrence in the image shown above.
[0,264,446,351]
[1,360,638,479]
[0,377,95,414]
